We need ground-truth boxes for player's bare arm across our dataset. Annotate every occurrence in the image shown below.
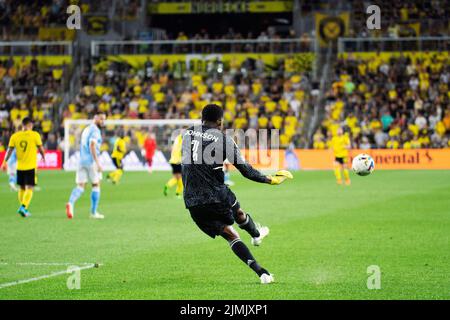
[90,140,102,172]
[1,147,15,170]
[38,145,46,164]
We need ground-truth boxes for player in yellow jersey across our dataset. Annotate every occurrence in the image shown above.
[107,130,127,185]
[330,127,351,186]
[1,117,46,217]
[164,132,183,198]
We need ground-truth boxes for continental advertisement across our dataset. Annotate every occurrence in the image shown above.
[95,53,314,73]
[241,149,450,171]
[148,1,293,14]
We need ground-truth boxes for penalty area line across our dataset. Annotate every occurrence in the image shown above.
[0,263,102,289]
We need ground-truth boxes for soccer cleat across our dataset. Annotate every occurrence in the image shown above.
[260,273,275,284]
[345,179,351,186]
[9,183,18,192]
[251,225,269,246]
[224,180,235,186]
[175,193,182,200]
[17,205,31,218]
[106,175,116,185]
[90,212,105,219]
[336,179,343,185]
[163,185,168,196]
[66,202,74,219]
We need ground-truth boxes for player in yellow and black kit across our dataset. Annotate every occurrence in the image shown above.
[1,117,46,217]
[330,127,351,186]
[107,130,127,184]
[163,133,183,198]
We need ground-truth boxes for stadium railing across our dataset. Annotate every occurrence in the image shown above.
[0,41,73,56]
[91,38,316,56]
[337,36,450,53]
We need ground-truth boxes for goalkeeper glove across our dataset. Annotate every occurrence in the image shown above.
[268,170,293,185]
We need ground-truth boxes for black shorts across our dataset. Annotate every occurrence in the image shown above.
[17,169,36,187]
[112,157,123,169]
[188,200,241,239]
[335,157,347,164]
[171,163,182,174]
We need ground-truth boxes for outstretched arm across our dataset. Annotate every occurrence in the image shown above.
[224,134,293,185]
[224,135,271,184]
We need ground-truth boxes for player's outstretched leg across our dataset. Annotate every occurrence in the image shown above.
[175,177,183,198]
[66,185,84,219]
[221,226,273,284]
[164,176,177,196]
[234,207,269,246]
[90,185,104,219]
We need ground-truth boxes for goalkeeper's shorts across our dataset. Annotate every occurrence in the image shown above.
[188,200,241,239]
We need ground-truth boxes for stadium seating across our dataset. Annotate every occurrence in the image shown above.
[313,52,450,149]
[64,55,310,149]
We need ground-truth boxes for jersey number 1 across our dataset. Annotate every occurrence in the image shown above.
[191,140,200,162]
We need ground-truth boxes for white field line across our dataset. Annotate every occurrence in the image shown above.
[0,263,102,289]
[0,262,96,266]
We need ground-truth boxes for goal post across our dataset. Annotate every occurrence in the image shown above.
[63,119,200,171]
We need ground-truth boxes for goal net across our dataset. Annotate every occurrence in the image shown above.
[63,119,200,171]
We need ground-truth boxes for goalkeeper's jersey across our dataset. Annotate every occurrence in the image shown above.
[181,125,268,208]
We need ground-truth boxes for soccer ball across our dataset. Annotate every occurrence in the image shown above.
[352,154,375,176]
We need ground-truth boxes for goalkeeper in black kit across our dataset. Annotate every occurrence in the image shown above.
[181,104,293,284]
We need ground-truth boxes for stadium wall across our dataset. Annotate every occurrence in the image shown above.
[242,149,450,171]
[95,53,315,72]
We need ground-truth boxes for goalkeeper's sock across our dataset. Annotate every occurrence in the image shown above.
[69,186,84,205]
[238,214,260,238]
[166,177,177,189]
[229,238,266,276]
[22,189,33,209]
[90,187,100,214]
[334,168,342,184]
[18,189,25,204]
[175,178,183,195]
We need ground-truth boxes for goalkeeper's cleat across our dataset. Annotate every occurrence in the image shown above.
[251,225,269,246]
[66,202,74,219]
[260,272,275,284]
[163,185,169,196]
[17,205,31,218]
[224,179,235,186]
[9,182,18,192]
[175,193,182,200]
[336,179,343,185]
[90,212,105,219]
[345,179,351,186]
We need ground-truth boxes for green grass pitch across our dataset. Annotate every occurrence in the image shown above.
[0,170,449,300]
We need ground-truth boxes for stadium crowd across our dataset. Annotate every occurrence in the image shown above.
[64,56,310,150]
[313,52,450,150]
[0,56,65,152]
